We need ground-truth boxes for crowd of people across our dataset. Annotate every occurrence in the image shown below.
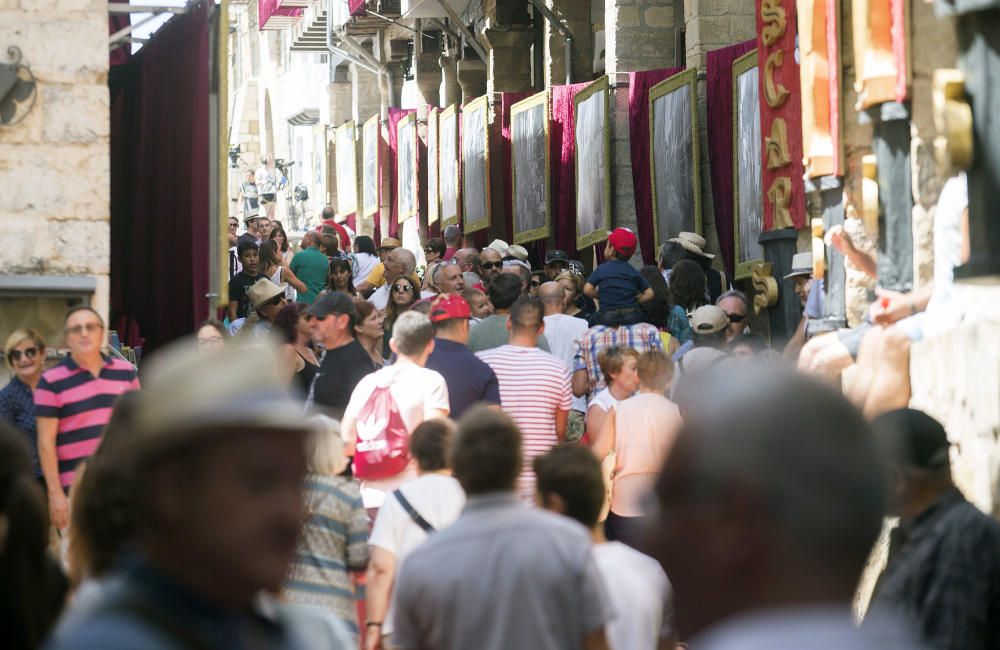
[1,211,998,650]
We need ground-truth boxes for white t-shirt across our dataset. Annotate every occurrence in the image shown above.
[589,387,619,413]
[344,361,450,508]
[544,313,590,413]
[593,542,674,650]
[368,473,466,635]
[353,252,380,286]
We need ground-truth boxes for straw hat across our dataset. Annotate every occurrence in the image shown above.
[669,232,714,259]
[506,244,529,261]
[123,339,314,461]
[487,239,510,256]
[248,277,287,310]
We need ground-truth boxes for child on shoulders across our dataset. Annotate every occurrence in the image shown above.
[583,228,654,327]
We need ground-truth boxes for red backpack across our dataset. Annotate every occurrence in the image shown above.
[353,381,411,480]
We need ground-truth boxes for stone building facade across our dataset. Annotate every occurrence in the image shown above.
[0,0,111,343]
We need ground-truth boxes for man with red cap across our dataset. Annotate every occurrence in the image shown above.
[424,294,501,419]
[584,227,654,327]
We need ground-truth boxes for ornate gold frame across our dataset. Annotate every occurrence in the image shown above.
[649,68,702,248]
[362,113,380,220]
[439,103,460,227]
[511,90,551,245]
[732,49,764,280]
[573,76,612,250]
[461,94,491,234]
[334,120,357,219]
[427,107,439,227]
[396,112,419,223]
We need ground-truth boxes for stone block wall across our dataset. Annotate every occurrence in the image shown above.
[606,0,680,73]
[0,0,111,318]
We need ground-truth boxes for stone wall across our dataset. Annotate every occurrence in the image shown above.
[0,0,111,318]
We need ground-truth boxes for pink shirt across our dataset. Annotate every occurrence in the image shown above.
[611,392,682,516]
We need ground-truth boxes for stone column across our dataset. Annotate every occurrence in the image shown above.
[483,28,534,94]
[413,50,444,107]
[541,0,593,87]
[604,0,681,265]
[683,0,757,263]
[439,54,462,108]
[352,64,381,124]
[805,176,847,333]
[457,59,487,102]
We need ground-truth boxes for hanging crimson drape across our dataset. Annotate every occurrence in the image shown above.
[628,68,683,265]
[109,2,209,351]
[706,39,756,277]
[387,107,416,238]
[499,91,533,245]
[109,4,131,67]
[550,82,590,256]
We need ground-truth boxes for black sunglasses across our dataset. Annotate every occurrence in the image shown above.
[481,261,503,270]
[9,347,39,362]
[727,313,747,323]
[265,295,285,307]
[530,280,542,287]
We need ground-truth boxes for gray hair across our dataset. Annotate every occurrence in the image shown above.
[305,415,347,475]
[669,364,888,572]
[391,311,434,356]
[716,289,749,310]
[390,247,417,275]
[462,271,482,287]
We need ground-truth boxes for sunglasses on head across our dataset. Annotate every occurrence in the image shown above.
[8,347,39,362]
[727,313,747,323]
[393,284,414,293]
[481,261,503,270]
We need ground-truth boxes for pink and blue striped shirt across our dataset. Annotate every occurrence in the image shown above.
[34,355,140,489]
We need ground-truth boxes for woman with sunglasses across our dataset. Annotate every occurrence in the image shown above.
[383,275,419,356]
[0,329,47,481]
[269,222,295,267]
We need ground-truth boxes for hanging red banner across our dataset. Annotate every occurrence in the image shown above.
[756,0,806,230]
[349,0,367,17]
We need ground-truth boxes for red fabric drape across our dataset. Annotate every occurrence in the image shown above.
[706,40,756,277]
[500,91,533,245]
[550,82,590,255]
[628,68,683,265]
[109,3,209,351]
[109,4,131,67]
[349,0,367,17]
[387,107,416,238]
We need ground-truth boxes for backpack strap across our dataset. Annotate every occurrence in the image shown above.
[393,489,435,533]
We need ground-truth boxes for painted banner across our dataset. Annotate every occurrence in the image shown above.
[756,0,806,230]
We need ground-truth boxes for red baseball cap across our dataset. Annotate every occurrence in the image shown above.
[428,294,471,323]
[608,227,637,257]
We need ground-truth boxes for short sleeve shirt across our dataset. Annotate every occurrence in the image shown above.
[476,346,572,499]
[307,340,376,419]
[573,323,664,401]
[424,338,501,418]
[289,247,330,303]
[0,377,41,476]
[587,260,650,311]
[228,272,264,319]
[34,356,140,489]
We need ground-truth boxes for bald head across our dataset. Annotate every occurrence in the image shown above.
[538,282,565,315]
[647,364,888,637]
[386,247,417,284]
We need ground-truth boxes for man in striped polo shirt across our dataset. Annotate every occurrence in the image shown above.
[477,298,571,500]
[35,306,140,529]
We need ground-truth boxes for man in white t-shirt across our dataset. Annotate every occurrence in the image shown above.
[342,311,450,509]
[535,444,676,650]
[365,419,465,650]
[477,298,572,500]
[539,281,589,441]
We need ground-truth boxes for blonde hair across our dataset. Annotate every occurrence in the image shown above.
[4,329,46,372]
[305,415,347,475]
[554,271,583,297]
[597,346,640,383]
[636,350,673,392]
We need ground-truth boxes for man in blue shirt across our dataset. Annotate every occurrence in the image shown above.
[424,294,501,418]
[584,228,654,327]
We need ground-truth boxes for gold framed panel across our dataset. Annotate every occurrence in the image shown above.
[396,112,419,223]
[439,104,460,227]
[649,68,702,250]
[733,49,765,280]
[461,95,491,234]
[573,76,612,250]
[334,120,357,219]
[362,114,380,220]
[427,107,439,227]
[510,90,551,245]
